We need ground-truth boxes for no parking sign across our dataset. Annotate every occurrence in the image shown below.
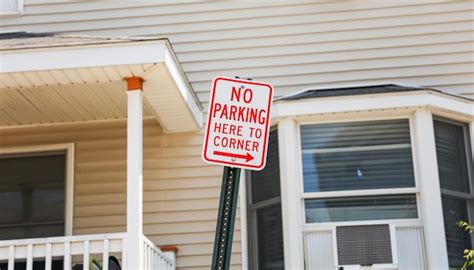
[202,76,273,170]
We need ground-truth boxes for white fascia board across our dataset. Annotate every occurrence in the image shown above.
[0,41,167,73]
[272,91,474,120]
[164,44,203,129]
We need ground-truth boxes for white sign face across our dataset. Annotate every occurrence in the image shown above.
[202,77,273,170]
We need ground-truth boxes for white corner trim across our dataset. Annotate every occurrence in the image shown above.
[164,45,203,129]
[0,143,75,236]
[278,118,305,269]
[0,42,167,73]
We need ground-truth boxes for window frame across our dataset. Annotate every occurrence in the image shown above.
[0,143,74,236]
[246,126,284,270]
[296,114,422,268]
[433,116,474,252]
[0,0,24,16]
[298,115,421,225]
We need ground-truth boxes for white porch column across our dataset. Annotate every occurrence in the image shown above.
[412,109,449,268]
[125,77,144,270]
[278,118,305,269]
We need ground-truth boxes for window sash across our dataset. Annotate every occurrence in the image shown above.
[304,194,418,224]
[300,119,416,193]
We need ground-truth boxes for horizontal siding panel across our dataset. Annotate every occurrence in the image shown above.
[178,30,473,63]
[193,62,473,96]
[177,254,241,268]
[148,231,241,246]
[144,220,241,235]
[23,1,289,16]
[187,53,472,83]
[144,198,222,213]
[181,42,474,71]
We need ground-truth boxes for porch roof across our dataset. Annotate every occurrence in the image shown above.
[0,32,203,132]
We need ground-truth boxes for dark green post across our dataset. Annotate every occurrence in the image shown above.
[211,166,241,270]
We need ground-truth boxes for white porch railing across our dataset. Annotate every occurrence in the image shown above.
[0,233,175,270]
[142,237,175,270]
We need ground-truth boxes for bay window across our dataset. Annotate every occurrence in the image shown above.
[251,85,473,269]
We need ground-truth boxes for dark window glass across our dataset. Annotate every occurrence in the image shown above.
[442,195,472,268]
[301,119,415,192]
[305,194,418,223]
[0,153,66,240]
[434,119,473,268]
[434,120,470,193]
[337,225,392,266]
[248,129,284,269]
[251,129,280,204]
[256,204,284,270]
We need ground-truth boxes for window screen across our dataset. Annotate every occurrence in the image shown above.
[337,225,392,266]
[0,152,66,240]
[247,129,284,269]
[251,129,281,204]
[434,119,473,268]
[256,204,284,269]
[434,120,470,193]
[441,195,471,268]
[301,119,415,192]
[305,194,418,223]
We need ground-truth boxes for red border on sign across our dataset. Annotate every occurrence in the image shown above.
[202,76,273,170]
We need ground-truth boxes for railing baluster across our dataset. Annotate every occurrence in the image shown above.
[26,244,33,270]
[64,241,71,270]
[8,245,14,270]
[45,243,52,270]
[102,239,109,270]
[83,240,90,270]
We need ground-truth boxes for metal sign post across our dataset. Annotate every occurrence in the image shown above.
[211,166,241,270]
[204,76,273,270]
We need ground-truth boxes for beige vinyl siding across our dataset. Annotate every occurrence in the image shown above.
[1,2,473,269]
[0,119,240,269]
[1,1,473,105]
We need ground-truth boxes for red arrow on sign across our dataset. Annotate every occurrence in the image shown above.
[213,151,254,162]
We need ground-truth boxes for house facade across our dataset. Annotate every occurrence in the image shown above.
[0,1,473,270]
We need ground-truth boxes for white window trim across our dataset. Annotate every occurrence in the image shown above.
[0,0,23,16]
[0,143,74,236]
[295,113,427,269]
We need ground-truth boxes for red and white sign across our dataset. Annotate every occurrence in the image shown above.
[202,77,273,170]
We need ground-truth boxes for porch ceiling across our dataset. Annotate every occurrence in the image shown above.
[0,35,203,132]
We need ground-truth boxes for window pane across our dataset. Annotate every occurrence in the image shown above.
[301,119,415,192]
[434,120,470,193]
[0,153,65,240]
[256,204,284,269]
[250,129,280,203]
[305,194,418,223]
[337,225,392,265]
[442,195,472,268]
